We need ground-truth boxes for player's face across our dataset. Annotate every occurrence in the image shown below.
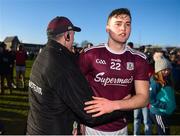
[106,14,131,44]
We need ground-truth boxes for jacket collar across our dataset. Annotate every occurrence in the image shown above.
[47,39,76,61]
[47,39,67,51]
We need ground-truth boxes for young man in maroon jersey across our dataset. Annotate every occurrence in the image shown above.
[79,8,149,135]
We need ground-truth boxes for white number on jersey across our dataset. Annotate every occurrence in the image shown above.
[110,62,121,70]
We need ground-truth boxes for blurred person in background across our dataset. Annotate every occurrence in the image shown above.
[0,43,5,133]
[8,47,16,89]
[169,49,177,66]
[15,44,27,89]
[153,49,164,62]
[79,42,93,54]
[127,41,134,48]
[0,42,12,94]
[149,57,176,135]
[133,45,152,135]
[169,48,180,91]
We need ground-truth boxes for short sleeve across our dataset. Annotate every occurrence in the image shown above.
[134,56,149,81]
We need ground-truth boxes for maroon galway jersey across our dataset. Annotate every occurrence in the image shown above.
[79,44,149,131]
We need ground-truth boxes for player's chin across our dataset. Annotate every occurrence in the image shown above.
[118,38,128,43]
[117,40,127,45]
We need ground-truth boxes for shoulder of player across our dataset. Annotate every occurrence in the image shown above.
[126,47,147,60]
[83,44,105,53]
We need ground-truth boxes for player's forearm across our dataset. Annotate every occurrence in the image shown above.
[113,93,149,111]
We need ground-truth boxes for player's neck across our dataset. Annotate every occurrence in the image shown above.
[108,39,126,53]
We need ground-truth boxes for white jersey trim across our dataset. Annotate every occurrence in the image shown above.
[84,43,147,60]
[84,45,104,52]
[105,43,127,55]
[126,46,147,59]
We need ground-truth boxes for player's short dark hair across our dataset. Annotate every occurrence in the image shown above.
[107,8,131,24]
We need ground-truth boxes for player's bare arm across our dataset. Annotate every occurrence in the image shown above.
[84,94,131,117]
[84,80,149,117]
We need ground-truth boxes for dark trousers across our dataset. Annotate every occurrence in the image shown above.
[150,112,170,135]
[0,73,12,94]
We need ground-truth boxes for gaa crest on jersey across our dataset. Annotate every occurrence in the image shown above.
[95,59,106,65]
[126,62,134,70]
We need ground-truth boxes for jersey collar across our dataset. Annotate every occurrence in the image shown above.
[105,43,127,55]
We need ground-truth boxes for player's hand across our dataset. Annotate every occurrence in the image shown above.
[84,94,131,117]
[84,96,116,117]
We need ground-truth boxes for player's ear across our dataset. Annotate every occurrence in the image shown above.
[106,25,110,33]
